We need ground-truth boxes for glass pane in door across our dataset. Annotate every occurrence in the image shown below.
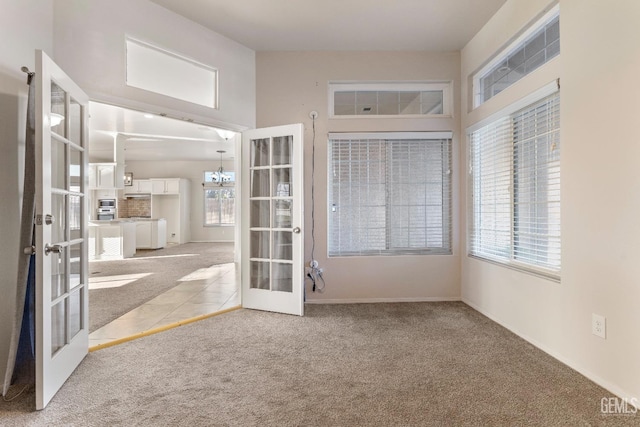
[50,249,66,300]
[50,82,66,137]
[251,170,270,197]
[68,288,82,339]
[51,301,66,356]
[251,138,269,167]
[250,261,270,290]
[273,136,292,165]
[51,137,66,190]
[68,97,82,146]
[272,263,293,292]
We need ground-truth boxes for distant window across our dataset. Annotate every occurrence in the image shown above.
[329,82,451,118]
[125,38,218,109]
[473,6,559,107]
[328,132,452,256]
[203,171,235,226]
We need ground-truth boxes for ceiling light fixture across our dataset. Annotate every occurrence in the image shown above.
[215,129,235,141]
[213,149,230,186]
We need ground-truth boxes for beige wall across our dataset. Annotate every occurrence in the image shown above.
[0,0,54,393]
[461,0,640,403]
[257,51,462,302]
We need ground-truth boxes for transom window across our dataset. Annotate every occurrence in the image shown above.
[473,6,559,108]
[328,132,452,256]
[329,82,452,118]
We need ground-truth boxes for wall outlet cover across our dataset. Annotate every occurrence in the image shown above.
[592,313,606,339]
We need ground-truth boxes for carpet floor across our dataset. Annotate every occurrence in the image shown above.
[1,302,635,426]
[88,242,235,332]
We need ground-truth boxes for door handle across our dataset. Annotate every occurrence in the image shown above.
[292,227,301,234]
[44,244,63,256]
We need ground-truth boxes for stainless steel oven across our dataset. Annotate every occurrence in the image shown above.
[97,199,116,220]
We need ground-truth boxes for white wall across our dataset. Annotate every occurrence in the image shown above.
[0,0,53,392]
[461,0,640,403]
[52,0,256,131]
[256,51,462,302]
[125,160,235,242]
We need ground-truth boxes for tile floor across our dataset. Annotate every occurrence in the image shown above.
[89,262,240,348]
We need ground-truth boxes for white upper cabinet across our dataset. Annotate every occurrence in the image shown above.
[151,178,181,195]
[89,163,119,189]
[125,179,152,194]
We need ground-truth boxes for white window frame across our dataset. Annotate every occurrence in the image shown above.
[328,81,452,118]
[203,172,235,227]
[468,82,560,280]
[472,4,560,108]
[328,131,453,257]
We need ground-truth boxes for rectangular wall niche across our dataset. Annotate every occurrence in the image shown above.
[125,38,218,109]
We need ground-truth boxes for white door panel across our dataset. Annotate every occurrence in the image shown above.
[242,124,304,316]
[35,50,89,410]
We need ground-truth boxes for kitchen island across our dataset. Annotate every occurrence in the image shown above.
[88,220,136,261]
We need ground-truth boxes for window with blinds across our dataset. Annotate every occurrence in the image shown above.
[329,133,452,256]
[469,91,560,278]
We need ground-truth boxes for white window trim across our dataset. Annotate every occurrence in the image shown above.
[467,85,560,281]
[328,81,453,119]
[472,4,560,109]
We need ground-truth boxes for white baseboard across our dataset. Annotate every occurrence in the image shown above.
[305,296,461,304]
[462,298,638,409]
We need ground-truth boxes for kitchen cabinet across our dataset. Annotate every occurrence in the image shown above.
[125,179,152,194]
[151,178,190,244]
[151,178,180,194]
[88,220,136,260]
[135,219,167,249]
[89,163,118,189]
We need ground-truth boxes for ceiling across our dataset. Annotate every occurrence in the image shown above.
[89,102,236,163]
[89,0,507,163]
[149,0,507,52]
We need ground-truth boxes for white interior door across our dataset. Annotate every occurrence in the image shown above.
[241,124,304,316]
[35,50,89,409]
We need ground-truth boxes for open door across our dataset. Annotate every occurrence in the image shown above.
[241,124,304,316]
[35,50,89,409]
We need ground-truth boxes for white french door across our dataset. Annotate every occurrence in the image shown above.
[241,124,304,316]
[35,50,89,409]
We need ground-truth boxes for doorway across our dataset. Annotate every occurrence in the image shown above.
[86,101,240,347]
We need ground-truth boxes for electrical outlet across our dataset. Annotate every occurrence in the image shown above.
[592,313,606,339]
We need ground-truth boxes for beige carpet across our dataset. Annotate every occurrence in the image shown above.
[89,242,234,332]
[1,302,635,426]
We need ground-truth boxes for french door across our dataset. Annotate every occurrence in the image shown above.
[241,124,304,316]
[35,50,89,409]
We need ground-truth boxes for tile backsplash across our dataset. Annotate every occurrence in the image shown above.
[118,197,151,218]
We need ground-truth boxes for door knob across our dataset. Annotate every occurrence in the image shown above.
[292,227,301,234]
[45,214,55,225]
[44,244,62,256]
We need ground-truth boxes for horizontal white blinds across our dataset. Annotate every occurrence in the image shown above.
[329,137,452,256]
[470,92,560,276]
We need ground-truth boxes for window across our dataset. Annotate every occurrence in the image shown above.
[328,132,452,256]
[203,171,235,226]
[329,82,452,118]
[473,6,559,107]
[469,90,560,278]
